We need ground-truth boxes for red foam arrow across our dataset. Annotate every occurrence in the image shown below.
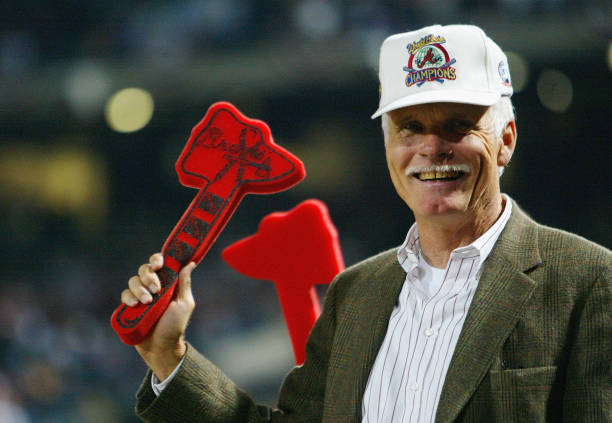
[111,102,305,345]
[222,199,344,365]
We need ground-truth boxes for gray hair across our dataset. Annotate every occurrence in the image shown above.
[489,96,515,138]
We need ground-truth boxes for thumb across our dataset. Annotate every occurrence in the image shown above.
[176,262,196,303]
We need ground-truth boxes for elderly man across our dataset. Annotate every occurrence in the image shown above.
[123,24,611,422]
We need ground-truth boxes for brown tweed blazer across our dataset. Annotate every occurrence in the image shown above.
[135,202,611,422]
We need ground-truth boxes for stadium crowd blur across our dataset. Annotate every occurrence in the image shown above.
[1,0,610,421]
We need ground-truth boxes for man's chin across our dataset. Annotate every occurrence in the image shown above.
[410,197,469,220]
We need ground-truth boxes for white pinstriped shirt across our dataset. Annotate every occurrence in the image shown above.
[361,198,512,423]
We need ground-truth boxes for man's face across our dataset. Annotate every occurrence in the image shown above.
[385,102,513,222]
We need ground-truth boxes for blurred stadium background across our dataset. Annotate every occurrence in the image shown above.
[1,1,610,421]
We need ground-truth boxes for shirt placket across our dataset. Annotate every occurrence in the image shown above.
[401,257,448,422]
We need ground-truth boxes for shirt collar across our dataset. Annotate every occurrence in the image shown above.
[397,195,513,273]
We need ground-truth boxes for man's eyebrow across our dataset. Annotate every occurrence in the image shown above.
[393,114,420,125]
[442,114,482,128]
[445,111,477,120]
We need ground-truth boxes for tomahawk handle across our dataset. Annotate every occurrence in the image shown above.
[111,182,241,345]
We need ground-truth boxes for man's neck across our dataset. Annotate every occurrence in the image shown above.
[416,196,506,269]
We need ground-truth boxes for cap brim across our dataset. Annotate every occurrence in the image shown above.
[370,90,501,119]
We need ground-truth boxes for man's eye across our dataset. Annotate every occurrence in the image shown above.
[399,121,423,136]
[455,120,474,132]
[448,120,473,133]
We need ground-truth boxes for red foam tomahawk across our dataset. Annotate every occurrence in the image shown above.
[111,102,305,345]
[222,199,345,365]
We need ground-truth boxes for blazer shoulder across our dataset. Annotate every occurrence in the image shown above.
[511,202,610,262]
[528,220,612,291]
[534,222,611,267]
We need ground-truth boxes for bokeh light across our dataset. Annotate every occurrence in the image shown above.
[505,51,529,93]
[105,87,154,133]
[293,0,342,38]
[0,145,108,234]
[64,61,111,120]
[536,69,573,113]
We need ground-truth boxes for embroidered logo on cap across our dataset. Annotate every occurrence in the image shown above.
[498,60,512,87]
[403,34,457,87]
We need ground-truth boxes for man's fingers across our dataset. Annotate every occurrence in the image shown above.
[177,262,196,305]
[149,253,164,270]
[138,262,161,294]
[121,289,139,307]
[129,275,153,304]
[125,256,193,311]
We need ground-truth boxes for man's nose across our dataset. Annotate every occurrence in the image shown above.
[418,134,454,160]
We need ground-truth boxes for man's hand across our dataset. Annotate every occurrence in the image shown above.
[121,253,196,381]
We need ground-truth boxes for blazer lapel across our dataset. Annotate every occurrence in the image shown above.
[356,256,407,395]
[435,204,542,423]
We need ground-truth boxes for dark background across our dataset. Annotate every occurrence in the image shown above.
[0,1,610,421]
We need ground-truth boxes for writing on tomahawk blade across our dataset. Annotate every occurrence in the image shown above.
[196,126,272,183]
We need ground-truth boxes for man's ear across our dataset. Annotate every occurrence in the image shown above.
[498,120,517,166]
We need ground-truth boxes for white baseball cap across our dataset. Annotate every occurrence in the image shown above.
[371,24,513,119]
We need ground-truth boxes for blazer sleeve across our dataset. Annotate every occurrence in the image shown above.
[562,254,612,421]
[134,274,339,423]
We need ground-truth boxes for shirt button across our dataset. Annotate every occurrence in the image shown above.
[410,383,419,392]
[424,328,435,337]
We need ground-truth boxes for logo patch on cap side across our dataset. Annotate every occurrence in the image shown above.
[403,34,457,88]
[498,61,512,87]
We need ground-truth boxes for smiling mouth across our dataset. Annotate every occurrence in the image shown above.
[405,164,470,182]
